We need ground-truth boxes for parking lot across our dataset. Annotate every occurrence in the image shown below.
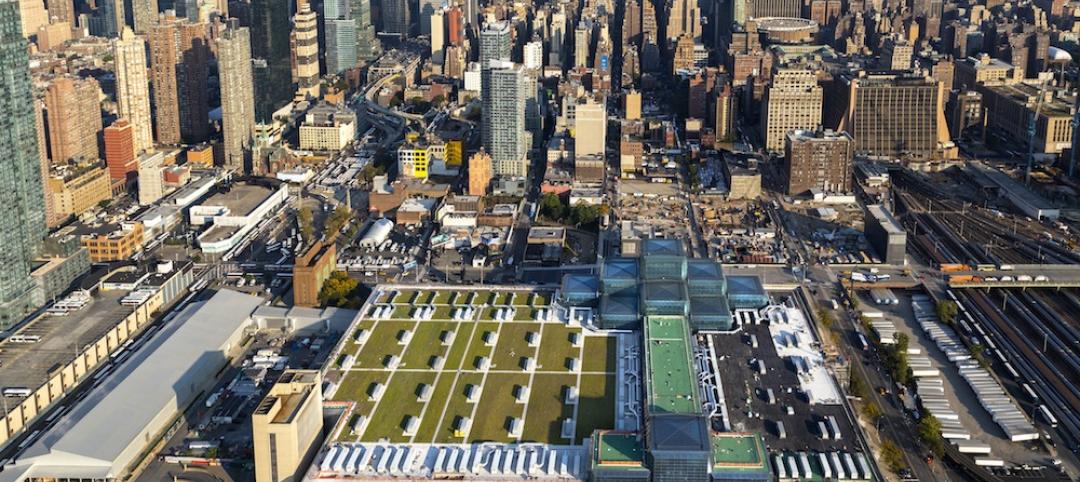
[859,289,1047,466]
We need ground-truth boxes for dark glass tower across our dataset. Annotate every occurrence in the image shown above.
[250,0,293,122]
[352,0,380,61]
[0,1,47,325]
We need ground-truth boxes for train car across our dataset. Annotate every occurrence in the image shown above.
[1038,405,1058,428]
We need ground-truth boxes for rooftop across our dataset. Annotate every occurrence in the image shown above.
[687,259,725,281]
[726,275,765,296]
[0,291,131,408]
[603,258,639,279]
[198,184,276,217]
[4,289,263,482]
[642,238,684,257]
[711,433,770,473]
[866,205,904,235]
[593,432,646,470]
[644,316,699,414]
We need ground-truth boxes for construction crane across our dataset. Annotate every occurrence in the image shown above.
[1025,78,1050,186]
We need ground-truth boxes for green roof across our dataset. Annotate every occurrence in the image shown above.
[644,316,699,414]
[711,433,768,470]
[593,432,647,470]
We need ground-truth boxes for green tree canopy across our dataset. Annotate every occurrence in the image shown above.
[917,414,945,457]
[936,300,958,324]
[318,271,362,308]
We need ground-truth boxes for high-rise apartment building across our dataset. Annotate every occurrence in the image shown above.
[45,0,75,26]
[104,119,138,181]
[380,0,409,36]
[149,16,210,145]
[16,0,46,38]
[430,8,445,64]
[446,6,463,45]
[622,0,640,46]
[523,38,542,70]
[217,25,256,172]
[481,61,528,177]
[114,28,154,154]
[0,1,47,324]
[574,22,590,68]
[480,21,511,67]
[880,37,913,70]
[130,0,158,33]
[253,370,324,482]
[572,97,606,158]
[784,129,854,195]
[761,69,822,151]
[251,0,293,122]
[468,149,493,195]
[293,5,320,99]
[45,76,103,164]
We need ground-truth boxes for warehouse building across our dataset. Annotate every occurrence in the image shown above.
[0,289,265,482]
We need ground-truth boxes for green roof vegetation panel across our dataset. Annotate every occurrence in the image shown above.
[644,316,700,414]
[711,433,768,470]
[594,432,646,469]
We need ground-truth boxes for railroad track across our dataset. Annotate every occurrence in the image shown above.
[958,289,1080,451]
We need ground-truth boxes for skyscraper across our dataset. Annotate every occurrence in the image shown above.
[217,25,256,172]
[323,0,357,73]
[480,20,511,67]
[573,96,607,158]
[114,27,154,154]
[666,0,700,42]
[293,5,320,99]
[352,0,379,61]
[149,16,210,144]
[130,0,158,33]
[622,0,641,46]
[761,69,823,152]
[251,0,292,122]
[16,0,46,38]
[380,0,409,36]
[0,1,47,324]
[548,7,565,66]
[574,21,590,68]
[418,0,438,35]
[45,0,75,26]
[91,0,125,37]
[430,8,444,64]
[481,61,528,177]
[523,38,542,70]
[45,76,103,164]
[446,6,463,45]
